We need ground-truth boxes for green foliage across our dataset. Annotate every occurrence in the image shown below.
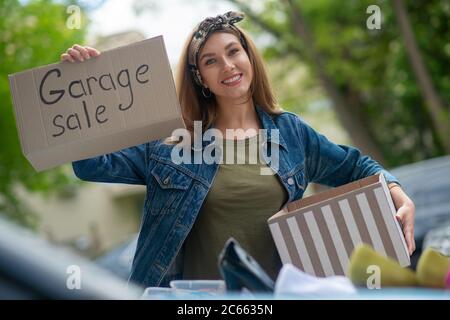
[231,0,449,167]
[0,0,87,228]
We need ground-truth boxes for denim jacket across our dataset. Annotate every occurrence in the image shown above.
[72,106,399,288]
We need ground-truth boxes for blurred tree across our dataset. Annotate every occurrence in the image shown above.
[0,0,88,228]
[392,0,450,153]
[229,0,449,167]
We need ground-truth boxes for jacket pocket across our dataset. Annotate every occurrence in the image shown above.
[146,161,192,216]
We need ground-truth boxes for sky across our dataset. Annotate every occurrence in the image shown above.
[88,0,238,64]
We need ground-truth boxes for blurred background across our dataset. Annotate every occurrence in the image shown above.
[0,0,449,287]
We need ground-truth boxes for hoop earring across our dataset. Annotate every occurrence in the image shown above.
[202,86,212,98]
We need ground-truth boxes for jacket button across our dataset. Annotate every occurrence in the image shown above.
[287,178,294,185]
[163,177,170,185]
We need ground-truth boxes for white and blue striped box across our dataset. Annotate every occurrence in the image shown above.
[268,173,410,277]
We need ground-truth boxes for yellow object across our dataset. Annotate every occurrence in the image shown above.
[416,248,450,289]
[348,244,417,287]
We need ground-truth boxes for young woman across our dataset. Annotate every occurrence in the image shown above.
[62,11,415,288]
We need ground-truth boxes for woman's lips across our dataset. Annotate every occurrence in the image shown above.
[221,73,243,86]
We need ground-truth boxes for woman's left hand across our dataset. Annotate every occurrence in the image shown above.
[389,183,416,256]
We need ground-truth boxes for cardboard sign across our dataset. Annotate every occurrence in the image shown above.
[268,173,410,277]
[8,35,184,171]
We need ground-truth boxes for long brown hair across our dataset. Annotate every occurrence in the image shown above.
[175,26,282,137]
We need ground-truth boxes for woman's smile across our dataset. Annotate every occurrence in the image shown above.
[221,73,243,86]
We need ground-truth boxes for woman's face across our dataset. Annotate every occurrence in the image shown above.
[197,32,253,102]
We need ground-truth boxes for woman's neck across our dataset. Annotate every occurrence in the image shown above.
[214,97,260,139]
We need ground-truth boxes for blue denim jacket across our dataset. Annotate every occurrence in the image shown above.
[72,106,399,288]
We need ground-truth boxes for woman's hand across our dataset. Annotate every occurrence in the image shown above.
[389,183,416,256]
[60,44,100,63]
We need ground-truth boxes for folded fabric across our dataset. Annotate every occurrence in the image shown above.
[348,244,417,287]
[274,264,357,297]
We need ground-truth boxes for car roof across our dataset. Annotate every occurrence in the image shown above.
[0,217,143,299]
[390,155,450,241]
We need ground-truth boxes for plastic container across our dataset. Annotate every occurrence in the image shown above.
[169,280,226,294]
[141,287,175,300]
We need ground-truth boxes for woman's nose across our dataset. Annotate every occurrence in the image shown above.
[222,58,235,71]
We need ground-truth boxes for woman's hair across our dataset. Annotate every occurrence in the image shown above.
[175,25,282,136]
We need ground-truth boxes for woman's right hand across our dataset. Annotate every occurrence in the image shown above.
[60,44,101,63]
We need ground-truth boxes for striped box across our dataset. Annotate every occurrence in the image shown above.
[268,173,410,277]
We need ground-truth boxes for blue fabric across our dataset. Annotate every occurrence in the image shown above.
[72,106,399,288]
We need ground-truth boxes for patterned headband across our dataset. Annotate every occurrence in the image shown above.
[188,11,247,87]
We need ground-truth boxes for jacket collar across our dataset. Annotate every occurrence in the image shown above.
[255,105,288,151]
[192,104,288,151]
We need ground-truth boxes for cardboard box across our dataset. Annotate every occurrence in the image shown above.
[8,35,184,171]
[268,173,410,277]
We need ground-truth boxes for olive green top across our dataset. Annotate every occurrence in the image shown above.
[183,134,288,281]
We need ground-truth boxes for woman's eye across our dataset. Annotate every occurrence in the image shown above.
[229,48,239,55]
[205,59,215,65]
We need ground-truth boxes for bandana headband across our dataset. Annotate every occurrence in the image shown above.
[188,11,246,87]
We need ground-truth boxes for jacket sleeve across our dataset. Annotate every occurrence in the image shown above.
[72,143,150,185]
[296,116,400,187]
